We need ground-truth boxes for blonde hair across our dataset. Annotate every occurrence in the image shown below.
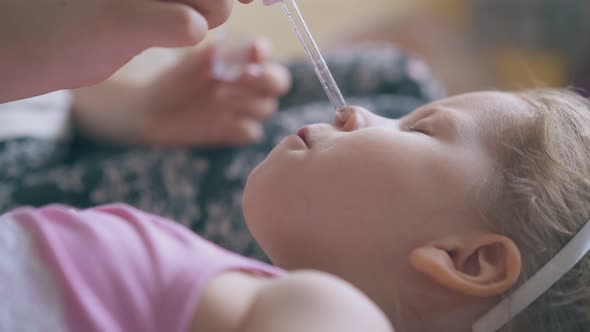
[481,89,590,331]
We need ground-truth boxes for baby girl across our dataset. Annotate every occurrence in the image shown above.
[2,88,589,331]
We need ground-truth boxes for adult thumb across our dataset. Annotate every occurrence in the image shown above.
[134,2,209,49]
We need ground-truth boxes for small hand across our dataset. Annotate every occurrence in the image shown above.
[139,38,292,147]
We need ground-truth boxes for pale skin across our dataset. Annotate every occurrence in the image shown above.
[2,0,396,329]
[3,4,533,324]
[0,0,390,328]
[53,38,388,329]
[72,38,291,146]
[0,0,255,103]
[243,92,530,331]
[192,270,393,332]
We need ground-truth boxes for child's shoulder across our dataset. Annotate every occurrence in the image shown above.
[0,203,272,331]
[235,270,394,332]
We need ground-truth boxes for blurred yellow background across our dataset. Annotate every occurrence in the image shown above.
[121,0,428,80]
[220,0,423,59]
[217,0,497,94]
[220,0,456,58]
[221,0,572,93]
[123,0,582,94]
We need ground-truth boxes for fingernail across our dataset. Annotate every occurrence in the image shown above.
[246,64,263,78]
[253,37,272,54]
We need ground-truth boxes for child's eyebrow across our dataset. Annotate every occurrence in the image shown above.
[433,108,461,129]
[401,106,438,124]
[412,107,466,138]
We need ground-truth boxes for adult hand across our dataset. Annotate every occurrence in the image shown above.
[0,0,255,103]
[72,38,292,147]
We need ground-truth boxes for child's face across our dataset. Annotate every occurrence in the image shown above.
[244,92,530,295]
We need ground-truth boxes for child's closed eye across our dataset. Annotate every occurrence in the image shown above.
[408,120,433,136]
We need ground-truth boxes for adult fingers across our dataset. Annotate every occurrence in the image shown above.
[231,98,279,120]
[173,42,216,78]
[132,2,209,48]
[237,63,292,96]
[176,0,233,29]
[178,112,264,146]
[214,85,279,120]
[143,109,262,147]
[246,37,274,64]
[218,116,265,145]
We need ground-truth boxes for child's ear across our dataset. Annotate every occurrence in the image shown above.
[409,234,522,297]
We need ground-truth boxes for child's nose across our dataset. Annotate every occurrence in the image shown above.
[333,106,368,132]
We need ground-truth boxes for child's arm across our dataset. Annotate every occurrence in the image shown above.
[195,271,394,332]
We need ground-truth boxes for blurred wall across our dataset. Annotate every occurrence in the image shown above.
[120,0,588,94]
[220,0,418,59]
[118,0,417,80]
[119,0,473,88]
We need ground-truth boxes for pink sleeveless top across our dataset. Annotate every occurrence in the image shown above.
[0,204,284,332]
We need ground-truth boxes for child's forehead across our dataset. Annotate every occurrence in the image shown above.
[436,91,526,112]
[415,91,533,154]
[424,91,533,126]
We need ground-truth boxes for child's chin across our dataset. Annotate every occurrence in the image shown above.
[242,165,273,221]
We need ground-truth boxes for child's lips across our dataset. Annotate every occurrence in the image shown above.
[297,127,309,148]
